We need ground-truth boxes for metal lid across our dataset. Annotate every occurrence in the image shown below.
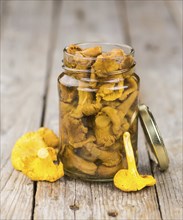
[138,104,169,171]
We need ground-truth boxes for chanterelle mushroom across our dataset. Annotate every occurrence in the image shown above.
[22,147,64,182]
[114,132,156,192]
[11,128,64,182]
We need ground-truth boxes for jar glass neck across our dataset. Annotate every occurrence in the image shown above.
[62,43,136,80]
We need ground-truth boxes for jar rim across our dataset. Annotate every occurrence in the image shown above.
[63,42,135,61]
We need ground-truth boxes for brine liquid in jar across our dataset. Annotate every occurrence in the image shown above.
[58,43,139,181]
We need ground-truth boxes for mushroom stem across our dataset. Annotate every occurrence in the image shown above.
[113,131,156,192]
[123,132,137,172]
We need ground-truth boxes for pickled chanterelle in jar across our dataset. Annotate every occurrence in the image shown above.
[58,43,139,181]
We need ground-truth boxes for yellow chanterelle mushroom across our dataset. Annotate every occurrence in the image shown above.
[114,132,156,192]
[11,132,47,171]
[22,147,64,182]
[11,128,64,182]
[37,127,59,148]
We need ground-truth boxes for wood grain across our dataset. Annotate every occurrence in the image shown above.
[126,1,183,219]
[1,2,52,219]
[34,1,161,219]
[165,0,183,34]
[153,138,183,220]
[1,1,182,219]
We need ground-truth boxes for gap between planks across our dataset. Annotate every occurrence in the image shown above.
[34,1,161,220]
[29,1,182,219]
[164,0,182,34]
[31,1,62,219]
[1,1,53,219]
[119,0,164,218]
[125,1,182,219]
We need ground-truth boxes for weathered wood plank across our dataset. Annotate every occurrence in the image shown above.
[0,2,52,219]
[153,138,183,219]
[34,1,161,219]
[87,125,161,220]
[165,0,182,34]
[125,0,182,139]
[126,1,183,219]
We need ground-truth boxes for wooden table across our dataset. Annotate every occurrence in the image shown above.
[1,1,182,219]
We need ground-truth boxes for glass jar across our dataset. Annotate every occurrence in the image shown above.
[58,43,139,182]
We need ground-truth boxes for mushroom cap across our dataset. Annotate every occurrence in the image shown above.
[113,132,156,192]
[114,169,156,192]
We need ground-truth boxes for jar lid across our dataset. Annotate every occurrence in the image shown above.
[138,104,169,171]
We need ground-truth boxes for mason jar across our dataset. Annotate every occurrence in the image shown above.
[58,43,139,182]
